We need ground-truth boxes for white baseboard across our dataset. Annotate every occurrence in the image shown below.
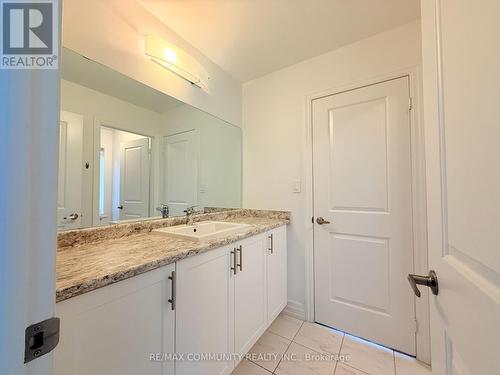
[282,300,306,320]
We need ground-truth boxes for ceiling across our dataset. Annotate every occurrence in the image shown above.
[61,48,182,113]
[138,0,420,82]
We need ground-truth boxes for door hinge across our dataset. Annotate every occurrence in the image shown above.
[413,319,418,333]
[24,317,60,363]
[408,97,413,111]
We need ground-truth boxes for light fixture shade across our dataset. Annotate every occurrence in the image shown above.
[145,34,209,91]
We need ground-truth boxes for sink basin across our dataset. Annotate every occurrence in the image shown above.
[152,221,251,242]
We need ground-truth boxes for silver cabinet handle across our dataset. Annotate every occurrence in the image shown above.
[268,234,274,254]
[408,270,439,297]
[237,245,243,271]
[316,217,331,225]
[168,271,175,310]
[231,249,238,275]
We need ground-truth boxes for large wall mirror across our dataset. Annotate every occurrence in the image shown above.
[58,48,242,230]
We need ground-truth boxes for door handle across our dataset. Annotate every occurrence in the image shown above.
[268,233,274,254]
[316,217,331,225]
[117,205,123,210]
[63,213,79,221]
[408,270,439,297]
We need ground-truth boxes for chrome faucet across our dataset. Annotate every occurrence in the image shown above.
[156,204,169,218]
[184,205,197,225]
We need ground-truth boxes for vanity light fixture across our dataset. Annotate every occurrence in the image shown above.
[145,34,209,91]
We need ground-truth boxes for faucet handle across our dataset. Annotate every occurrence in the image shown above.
[184,205,197,214]
[156,204,170,218]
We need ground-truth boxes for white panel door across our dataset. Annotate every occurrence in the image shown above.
[1,47,61,374]
[175,245,234,375]
[234,235,267,357]
[119,138,150,220]
[313,77,415,354]
[163,131,199,216]
[421,1,500,374]
[54,264,175,375]
[266,226,288,322]
[57,111,83,230]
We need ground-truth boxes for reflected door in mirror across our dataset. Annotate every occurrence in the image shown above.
[163,130,199,216]
[57,111,83,230]
[119,138,151,220]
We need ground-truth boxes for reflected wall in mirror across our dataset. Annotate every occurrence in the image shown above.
[58,48,242,230]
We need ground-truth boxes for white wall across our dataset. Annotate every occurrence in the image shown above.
[160,105,242,210]
[60,79,162,227]
[62,0,242,127]
[242,21,422,316]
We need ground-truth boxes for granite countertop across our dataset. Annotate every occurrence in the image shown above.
[56,210,290,302]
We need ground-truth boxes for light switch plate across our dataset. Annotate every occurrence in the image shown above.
[292,180,301,193]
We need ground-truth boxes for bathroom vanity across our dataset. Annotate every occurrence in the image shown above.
[53,47,287,375]
[53,209,289,375]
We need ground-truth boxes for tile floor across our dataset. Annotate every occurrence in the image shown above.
[232,314,431,375]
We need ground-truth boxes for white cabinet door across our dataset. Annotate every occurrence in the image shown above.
[164,266,176,375]
[175,245,234,375]
[54,264,175,375]
[233,234,267,357]
[266,226,287,322]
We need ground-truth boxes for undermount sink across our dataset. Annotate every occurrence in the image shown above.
[152,221,251,242]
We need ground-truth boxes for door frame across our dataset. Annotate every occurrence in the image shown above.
[0,2,62,371]
[58,110,84,230]
[92,118,156,226]
[303,66,431,363]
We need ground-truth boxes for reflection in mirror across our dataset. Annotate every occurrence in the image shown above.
[99,127,152,225]
[58,48,242,230]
